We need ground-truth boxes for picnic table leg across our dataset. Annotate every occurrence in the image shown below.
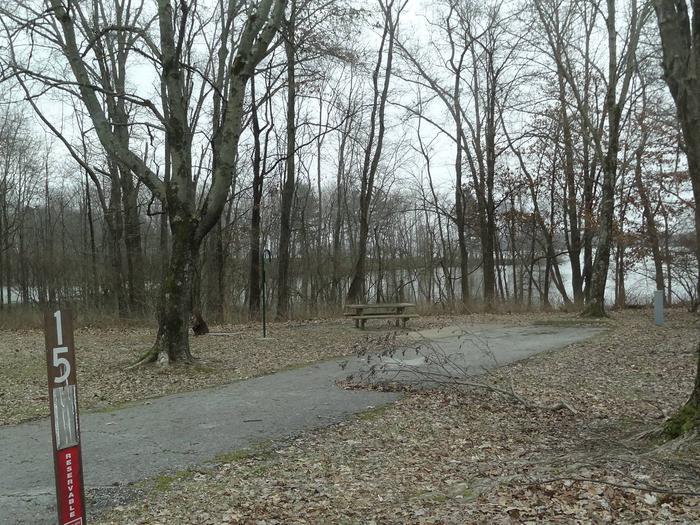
[361,318,366,329]
[395,307,404,327]
[354,308,363,329]
[402,317,408,328]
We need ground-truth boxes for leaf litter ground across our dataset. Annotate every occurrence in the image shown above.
[0,318,415,425]
[0,310,700,525]
[85,309,700,524]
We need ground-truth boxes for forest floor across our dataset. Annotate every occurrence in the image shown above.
[0,316,406,425]
[1,310,541,425]
[2,309,699,523]
[82,308,699,524]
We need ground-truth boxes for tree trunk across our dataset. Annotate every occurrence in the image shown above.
[615,243,626,308]
[276,12,296,319]
[332,108,350,303]
[582,154,596,302]
[0,189,5,309]
[583,155,616,317]
[664,342,700,437]
[84,171,98,305]
[633,134,665,296]
[347,205,370,302]
[454,89,470,308]
[202,219,225,322]
[152,217,197,364]
[121,171,145,313]
[684,128,700,308]
[479,49,499,310]
[654,0,700,436]
[248,77,264,318]
[583,0,625,317]
[347,0,401,303]
[558,73,584,305]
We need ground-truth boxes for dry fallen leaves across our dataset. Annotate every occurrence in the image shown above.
[0,318,420,425]
[78,309,700,524]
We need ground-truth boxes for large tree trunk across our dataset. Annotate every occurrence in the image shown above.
[248,77,264,318]
[558,74,584,306]
[582,149,596,302]
[204,219,225,322]
[107,162,127,316]
[154,221,207,363]
[121,170,145,313]
[483,84,498,310]
[152,218,198,364]
[480,216,496,309]
[276,9,296,319]
[455,158,470,307]
[454,76,470,307]
[583,154,616,317]
[583,0,626,317]
[347,0,401,304]
[654,0,700,435]
[347,207,370,302]
[665,342,700,437]
[685,130,700,308]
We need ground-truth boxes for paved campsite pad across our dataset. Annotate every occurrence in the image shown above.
[0,322,603,524]
[370,324,604,384]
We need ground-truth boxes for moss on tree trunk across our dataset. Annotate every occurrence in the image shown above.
[581,299,607,318]
[134,218,197,367]
[664,342,700,438]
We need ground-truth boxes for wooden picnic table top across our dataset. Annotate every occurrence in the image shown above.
[344,303,415,309]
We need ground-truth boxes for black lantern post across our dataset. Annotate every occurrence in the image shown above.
[261,247,272,338]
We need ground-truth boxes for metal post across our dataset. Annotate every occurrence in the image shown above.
[654,290,664,326]
[261,252,267,338]
[45,308,87,525]
[261,248,272,338]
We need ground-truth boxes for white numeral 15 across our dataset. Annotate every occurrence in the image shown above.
[53,347,70,384]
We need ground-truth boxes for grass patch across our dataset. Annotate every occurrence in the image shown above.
[356,404,391,421]
[153,474,178,492]
[214,440,276,464]
[150,468,200,492]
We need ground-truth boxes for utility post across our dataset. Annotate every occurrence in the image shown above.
[654,290,664,326]
[261,247,272,338]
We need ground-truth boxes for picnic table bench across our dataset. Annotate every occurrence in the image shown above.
[344,302,418,329]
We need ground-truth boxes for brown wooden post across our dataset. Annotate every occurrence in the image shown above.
[45,308,87,525]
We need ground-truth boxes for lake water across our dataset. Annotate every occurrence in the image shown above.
[358,255,690,307]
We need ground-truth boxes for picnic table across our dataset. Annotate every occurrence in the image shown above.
[344,302,418,329]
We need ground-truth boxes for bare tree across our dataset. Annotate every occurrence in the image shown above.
[654,0,700,435]
[534,0,651,316]
[347,0,407,303]
[2,0,286,363]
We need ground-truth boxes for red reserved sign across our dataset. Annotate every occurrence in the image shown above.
[57,446,85,524]
[45,309,86,525]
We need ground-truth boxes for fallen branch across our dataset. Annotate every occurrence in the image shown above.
[349,329,578,414]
